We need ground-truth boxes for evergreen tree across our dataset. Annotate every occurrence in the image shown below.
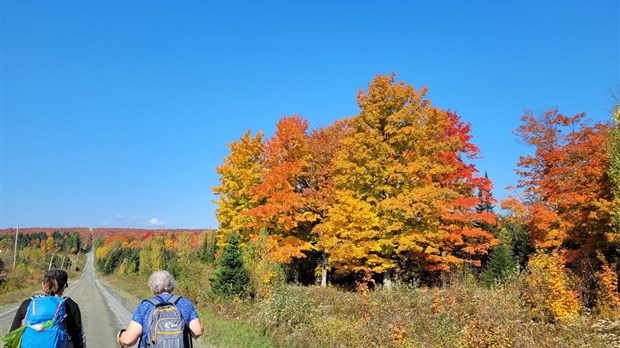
[210,232,250,299]
[482,228,517,287]
[475,172,495,215]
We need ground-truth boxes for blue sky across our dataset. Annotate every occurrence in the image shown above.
[1,1,618,229]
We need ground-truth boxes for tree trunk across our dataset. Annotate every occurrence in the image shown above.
[383,269,392,290]
[321,254,328,288]
[48,252,55,271]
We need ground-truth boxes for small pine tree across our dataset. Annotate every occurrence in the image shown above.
[475,172,495,214]
[210,232,250,299]
[482,244,516,287]
[482,227,517,287]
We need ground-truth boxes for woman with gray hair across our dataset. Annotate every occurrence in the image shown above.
[117,270,204,347]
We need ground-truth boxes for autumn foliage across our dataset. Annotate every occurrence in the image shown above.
[93,228,211,276]
[507,107,620,317]
[213,74,498,283]
[524,250,580,322]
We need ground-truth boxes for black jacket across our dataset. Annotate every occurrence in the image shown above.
[10,297,86,348]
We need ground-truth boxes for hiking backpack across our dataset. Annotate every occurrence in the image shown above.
[21,295,68,348]
[143,295,187,348]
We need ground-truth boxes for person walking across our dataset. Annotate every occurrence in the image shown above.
[10,269,86,348]
[117,270,204,347]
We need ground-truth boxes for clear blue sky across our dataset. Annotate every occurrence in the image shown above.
[1,1,618,229]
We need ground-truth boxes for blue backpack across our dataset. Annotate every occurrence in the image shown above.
[21,295,68,348]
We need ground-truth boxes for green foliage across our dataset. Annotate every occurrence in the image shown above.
[199,232,217,264]
[482,244,516,287]
[0,232,43,249]
[97,244,141,275]
[164,248,180,278]
[210,232,250,299]
[482,228,517,287]
[125,248,140,274]
[100,241,123,275]
[502,220,532,270]
[67,232,82,254]
[94,236,105,250]
[243,229,286,299]
[0,230,87,254]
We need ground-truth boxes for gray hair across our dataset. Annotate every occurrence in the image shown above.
[147,270,176,294]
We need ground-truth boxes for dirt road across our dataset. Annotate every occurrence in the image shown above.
[1,252,210,347]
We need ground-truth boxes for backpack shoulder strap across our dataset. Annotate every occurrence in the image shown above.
[143,296,162,306]
[23,298,32,322]
[53,297,65,319]
[168,295,183,305]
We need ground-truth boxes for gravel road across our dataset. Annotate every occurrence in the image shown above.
[1,252,211,347]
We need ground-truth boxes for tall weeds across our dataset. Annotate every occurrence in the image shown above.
[209,273,617,347]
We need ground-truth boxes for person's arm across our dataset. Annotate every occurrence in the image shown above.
[119,320,142,347]
[188,318,204,338]
[65,298,86,348]
[9,300,29,331]
[180,298,203,338]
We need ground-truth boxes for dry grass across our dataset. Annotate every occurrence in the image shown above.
[100,269,620,348]
[207,273,619,348]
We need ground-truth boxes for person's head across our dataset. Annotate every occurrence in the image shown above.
[43,269,69,296]
[147,270,176,295]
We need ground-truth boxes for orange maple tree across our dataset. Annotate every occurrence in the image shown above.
[514,109,614,259]
[510,108,617,311]
[315,74,497,278]
[244,115,314,263]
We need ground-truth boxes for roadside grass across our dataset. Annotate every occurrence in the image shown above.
[201,312,274,348]
[207,275,619,348]
[0,282,40,310]
[101,271,620,348]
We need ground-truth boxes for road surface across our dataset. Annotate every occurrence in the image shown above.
[1,252,210,347]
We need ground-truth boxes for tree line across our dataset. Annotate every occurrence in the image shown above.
[211,74,620,321]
